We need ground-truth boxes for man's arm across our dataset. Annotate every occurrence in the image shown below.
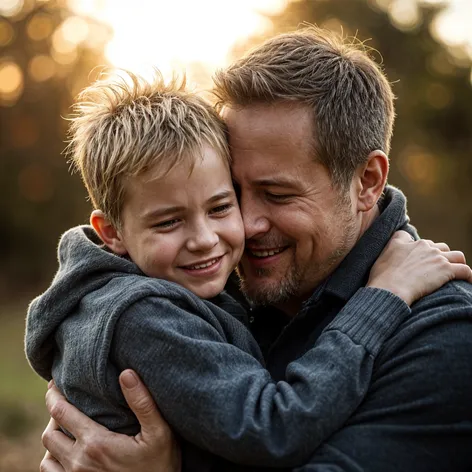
[41,371,180,472]
[294,287,472,472]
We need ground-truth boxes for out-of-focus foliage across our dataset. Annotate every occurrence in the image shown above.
[1,0,471,300]
[0,0,111,298]
[238,0,472,258]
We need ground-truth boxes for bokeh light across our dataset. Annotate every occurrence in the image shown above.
[400,146,440,195]
[26,13,54,42]
[0,61,24,106]
[426,82,453,109]
[0,19,15,47]
[29,54,56,82]
[61,16,89,44]
[0,0,24,18]
[388,0,421,31]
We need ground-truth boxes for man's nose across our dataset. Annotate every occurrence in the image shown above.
[186,221,219,253]
[240,194,270,240]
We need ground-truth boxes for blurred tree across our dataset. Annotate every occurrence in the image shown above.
[0,0,110,297]
[238,0,472,257]
[1,0,472,299]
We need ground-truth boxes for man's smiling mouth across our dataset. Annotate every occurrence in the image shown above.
[247,247,286,258]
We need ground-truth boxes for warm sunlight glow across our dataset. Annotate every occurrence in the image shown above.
[68,0,288,87]
[0,0,24,18]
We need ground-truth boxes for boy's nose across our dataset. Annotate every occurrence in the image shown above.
[186,223,219,253]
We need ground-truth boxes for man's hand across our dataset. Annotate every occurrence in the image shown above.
[40,370,181,472]
[368,230,472,306]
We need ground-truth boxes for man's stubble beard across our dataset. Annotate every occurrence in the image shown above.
[236,255,303,307]
[237,202,359,308]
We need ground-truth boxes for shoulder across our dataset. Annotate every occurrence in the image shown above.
[374,280,472,403]
[382,280,472,348]
[347,282,472,429]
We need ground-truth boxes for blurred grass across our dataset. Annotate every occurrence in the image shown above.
[0,298,49,471]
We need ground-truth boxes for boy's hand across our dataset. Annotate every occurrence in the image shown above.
[368,230,472,306]
[40,370,181,472]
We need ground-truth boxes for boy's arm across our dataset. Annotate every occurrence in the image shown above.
[110,287,408,468]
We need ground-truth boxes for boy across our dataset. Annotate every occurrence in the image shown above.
[26,72,459,470]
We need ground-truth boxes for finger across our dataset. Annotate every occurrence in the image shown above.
[450,263,472,283]
[40,451,65,472]
[425,240,450,252]
[442,251,466,264]
[119,369,169,439]
[41,417,64,446]
[46,384,108,440]
[42,420,74,468]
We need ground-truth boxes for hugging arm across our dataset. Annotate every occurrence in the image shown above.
[41,233,472,471]
[111,286,408,468]
[292,291,472,472]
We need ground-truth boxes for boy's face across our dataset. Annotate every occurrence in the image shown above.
[117,145,244,299]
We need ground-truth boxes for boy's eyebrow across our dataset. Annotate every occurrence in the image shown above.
[141,206,186,221]
[206,190,234,203]
[141,191,234,221]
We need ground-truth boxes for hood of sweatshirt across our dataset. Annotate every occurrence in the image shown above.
[25,225,144,380]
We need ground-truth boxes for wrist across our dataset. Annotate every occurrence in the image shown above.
[366,278,412,306]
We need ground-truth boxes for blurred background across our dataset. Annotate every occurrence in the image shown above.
[0,0,471,469]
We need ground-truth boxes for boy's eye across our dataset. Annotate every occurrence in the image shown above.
[155,218,180,229]
[210,204,233,215]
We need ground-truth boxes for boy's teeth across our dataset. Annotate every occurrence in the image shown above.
[188,258,218,270]
[251,248,284,258]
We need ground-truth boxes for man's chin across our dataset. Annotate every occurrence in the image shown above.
[239,274,291,306]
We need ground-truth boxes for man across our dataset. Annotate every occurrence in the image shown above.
[40,27,472,471]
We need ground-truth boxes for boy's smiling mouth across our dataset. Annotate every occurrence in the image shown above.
[180,255,224,271]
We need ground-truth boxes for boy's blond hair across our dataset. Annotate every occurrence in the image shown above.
[68,71,230,228]
[213,26,395,189]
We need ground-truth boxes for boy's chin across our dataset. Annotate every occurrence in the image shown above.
[188,280,227,300]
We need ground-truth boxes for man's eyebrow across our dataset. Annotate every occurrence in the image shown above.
[253,178,299,188]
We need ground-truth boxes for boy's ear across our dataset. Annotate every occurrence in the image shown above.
[355,150,389,212]
[90,210,128,255]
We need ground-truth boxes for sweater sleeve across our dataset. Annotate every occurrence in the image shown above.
[292,285,472,472]
[111,287,409,468]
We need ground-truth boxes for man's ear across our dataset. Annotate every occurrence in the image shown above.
[355,150,389,212]
[90,210,128,255]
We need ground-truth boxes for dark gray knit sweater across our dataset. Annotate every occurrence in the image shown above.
[25,225,409,468]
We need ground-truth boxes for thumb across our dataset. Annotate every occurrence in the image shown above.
[119,369,165,438]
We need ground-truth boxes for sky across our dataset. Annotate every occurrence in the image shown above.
[63,0,472,86]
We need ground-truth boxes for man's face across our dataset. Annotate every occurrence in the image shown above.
[118,144,245,299]
[224,102,361,312]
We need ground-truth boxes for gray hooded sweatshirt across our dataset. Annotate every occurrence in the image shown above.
[26,226,409,469]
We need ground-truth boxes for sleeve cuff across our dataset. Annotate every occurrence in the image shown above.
[325,287,410,356]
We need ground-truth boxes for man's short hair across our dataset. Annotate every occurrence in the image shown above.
[213,26,395,188]
[68,71,230,228]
